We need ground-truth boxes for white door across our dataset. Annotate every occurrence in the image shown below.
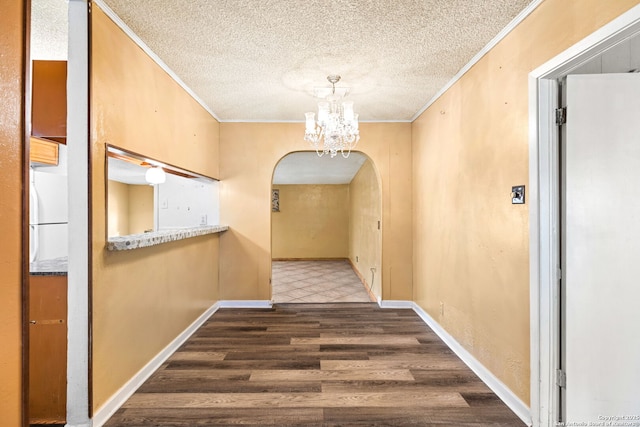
[564,73,640,423]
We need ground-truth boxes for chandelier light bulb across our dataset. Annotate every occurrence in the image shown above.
[343,101,354,122]
[305,112,316,132]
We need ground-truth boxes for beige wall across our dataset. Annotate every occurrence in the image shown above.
[0,0,25,424]
[412,0,640,405]
[128,184,154,234]
[272,184,349,259]
[107,181,154,236]
[107,180,129,236]
[349,160,382,299]
[220,124,412,301]
[91,5,221,412]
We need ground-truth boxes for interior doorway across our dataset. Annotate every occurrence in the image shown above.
[25,1,91,425]
[270,151,382,303]
[529,5,640,427]
[27,1,70,424]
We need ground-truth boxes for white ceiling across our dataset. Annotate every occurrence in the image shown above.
[31,0,68,60]
[32,0,535,183]
[99,0,533,122]
[273,152,367,185]
[108,157,149,185]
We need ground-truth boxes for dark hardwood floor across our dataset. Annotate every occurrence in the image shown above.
[104,303,525,426]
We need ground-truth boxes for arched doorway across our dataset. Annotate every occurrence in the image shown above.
[270,151,383,303]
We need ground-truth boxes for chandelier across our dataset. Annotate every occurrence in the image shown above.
[304,75,360,158]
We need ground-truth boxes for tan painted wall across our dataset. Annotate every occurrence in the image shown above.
[349,159,382,299]
[107,182,154,236]
[411,0,640,405]
[107,180,129,236]
[220,123,412,301]
[91,5,220,412]
[128,185,154,234]
[0,1,25,424]
[272,184,349,259]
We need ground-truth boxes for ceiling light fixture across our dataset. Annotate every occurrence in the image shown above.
[145,166,166,185]
[304,75,360,158]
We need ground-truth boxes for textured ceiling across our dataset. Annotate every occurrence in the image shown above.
[31,0,68,60]
[32,0,535,183]
[100,0,534,122]
[273,152,367,185]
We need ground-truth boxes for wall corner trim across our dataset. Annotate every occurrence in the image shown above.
[91,302,221,427]
[408,301,533,426]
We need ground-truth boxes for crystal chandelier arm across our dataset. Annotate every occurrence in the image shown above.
[303,74,359,159]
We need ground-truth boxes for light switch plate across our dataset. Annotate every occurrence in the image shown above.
[512,185,525,204]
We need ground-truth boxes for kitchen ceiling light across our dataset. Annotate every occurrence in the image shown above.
[304,75,360,158]
[145,166,166,185]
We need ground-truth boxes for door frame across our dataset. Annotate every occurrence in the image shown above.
[528,5,640,427]
[67,0,92,426]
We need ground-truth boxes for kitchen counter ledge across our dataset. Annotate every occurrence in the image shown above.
[107,225,228,251]
[30,256,68,276]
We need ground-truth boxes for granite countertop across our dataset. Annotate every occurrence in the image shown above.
[107,225,228,251]
[30,256,68,276]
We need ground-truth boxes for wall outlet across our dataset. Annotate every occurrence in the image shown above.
[200,214,207,225]
[440,302,445,316]
[356,256,359,262]
[160,198,169,209]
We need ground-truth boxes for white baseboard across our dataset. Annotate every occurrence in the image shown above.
[218,300,273,308]
[409,302,532,426]
[92,302,221,427]
[379,300,414,309]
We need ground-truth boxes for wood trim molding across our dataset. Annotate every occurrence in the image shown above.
[22,0,31,425]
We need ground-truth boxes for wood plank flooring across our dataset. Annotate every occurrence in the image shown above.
[104,303,525,426]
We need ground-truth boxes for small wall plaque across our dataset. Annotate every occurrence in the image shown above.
[511,185,525,204]
[271,189,280,212]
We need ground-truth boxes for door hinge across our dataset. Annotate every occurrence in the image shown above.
[557,268,562,280]
[556,369,566,388]
[555,107,567,125]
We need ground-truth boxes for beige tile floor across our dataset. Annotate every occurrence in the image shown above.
[271,260,373,303]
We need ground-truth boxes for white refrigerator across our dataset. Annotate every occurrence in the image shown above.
[29,162,68,262]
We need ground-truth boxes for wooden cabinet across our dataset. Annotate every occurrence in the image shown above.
[30,136,59,165]
[31,60,67,143]
[29,274,67,424]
